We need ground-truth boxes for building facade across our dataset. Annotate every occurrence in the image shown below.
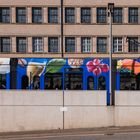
[0,0,140,101]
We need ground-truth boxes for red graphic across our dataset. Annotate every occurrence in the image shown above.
[86,59,109,75]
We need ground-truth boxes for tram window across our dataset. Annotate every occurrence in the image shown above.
[120,72,137,90]
[21,75,29,89]
[0,74,6,89]
[33,75,40,89]
[98,76,106,90]
[87,76,94,90]
[44,73,62,90]
[65,68,83,90]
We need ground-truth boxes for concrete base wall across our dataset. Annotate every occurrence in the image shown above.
[0,90,140,132]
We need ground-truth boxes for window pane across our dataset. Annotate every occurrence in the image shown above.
[113,37,123,52]
[33,76,40,89]
[0,7,10,23]
[0,37,11,52]
[81,37,91,52]
[65,37,75,52]
[113,8,123,23]
[98,76,106,90]
[32,7,42,23]
[48,37,59,52]
[65,8,75,23]
[65,68,83,90]
[128,37,138,52]
[44,73,62,90]
[97,37,107,53]
[87,76,94,90]
[81,8,91,23]
[97,8,107,23]
[16,37,27,53]
[32,37,43,52]
[48,7,58,23]
[0,74,6,89]
[16,8,26,23]
[129,8,138,23]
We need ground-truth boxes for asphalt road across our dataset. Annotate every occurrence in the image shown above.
[1,131,140,140]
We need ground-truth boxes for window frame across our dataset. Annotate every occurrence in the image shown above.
[97,37,107,53]
[81,37,91,53]
[32,7,43,23]
[81,7,91,23]
[97,7,107,23]
[65,7,75,24]
[48,37,59,53]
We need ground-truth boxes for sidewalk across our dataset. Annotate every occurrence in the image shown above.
[1,126,140,137]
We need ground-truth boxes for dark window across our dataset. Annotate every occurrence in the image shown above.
[81,37,91,52]
[44,73,62,90]
[16,37,27,53]
[65,68,83,90]
[48,37,59,52]
[113,37,123,53]
[128,37,138,52]
[16,7,26,23]
[97,8,107,23]
[48,7,58,23]
[65,8,75,23]
[21,75,29,89]
[81,8,91,23]
[120,73,137,90]
[65,37,75,52]
[113,8,123,23]
[32,37,43,52]
[98,76,106,90]
[97,37,107,53]
[32,7,42,23]
[87,76,94,90]
[129,8,138,23]
[33,76,40,89]
[0,74,6,89]
[0,37,11,52]
[0,7,10,23]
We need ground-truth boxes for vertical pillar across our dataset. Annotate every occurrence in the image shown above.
[92,7,96,23]
[44,37,48,53]
[124,37,128,53]
[11,7,16,23]
[43,7,48,23]
[77,37,81,53]
[92,37,96,53]
[12,37,16,52]
[28,37,32,53]
[76,8,81,24]
[124,7,128,23]
[27,7,32,23]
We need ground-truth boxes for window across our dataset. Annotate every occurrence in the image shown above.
[0,7,10,23]
[97,37,107,53]
[33,76,40,89]
[97,8,107,23]
[21,75,29,89]
[87,76,94,90]
[120,73,137,90]
[32,7,42,23]
[65,8,75,23]
[113,37,123,53]
[128,37,138,52]
[48,37,59,52]
[129,8,138,23]
[113,8,123,23]
[81,37,91,53]
[65,68,83,90]
[81,8,91,23]
[98,76,106,90]
[48,7,58,23]
[16,7,26,23]
[32,37,43,52]
[16,37,27,53]
[65,37,75,52]
[0,74,6,89]
[44,73,62,90]
[0,37,11,52]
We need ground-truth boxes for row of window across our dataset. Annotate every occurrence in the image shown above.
[0,7,139,24]
[0,37,139,53]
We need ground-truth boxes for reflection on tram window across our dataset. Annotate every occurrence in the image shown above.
[120,72,139,90]
[0,74,6,89]
[65,68,83,90]
[98,76,106,90]
[21,75,29,89]
[33,75,40,89]
[44,73,62,90]
[87,76,94,90]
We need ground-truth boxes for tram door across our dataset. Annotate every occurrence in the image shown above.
[136,73,140,90]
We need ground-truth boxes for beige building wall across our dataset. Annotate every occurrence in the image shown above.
[0,0,140,58]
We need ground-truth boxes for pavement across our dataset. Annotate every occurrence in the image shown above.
[1,126,140,138]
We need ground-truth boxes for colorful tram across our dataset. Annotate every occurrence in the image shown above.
[0,58,140,103]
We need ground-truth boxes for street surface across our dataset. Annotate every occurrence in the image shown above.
[1,129,140,140]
